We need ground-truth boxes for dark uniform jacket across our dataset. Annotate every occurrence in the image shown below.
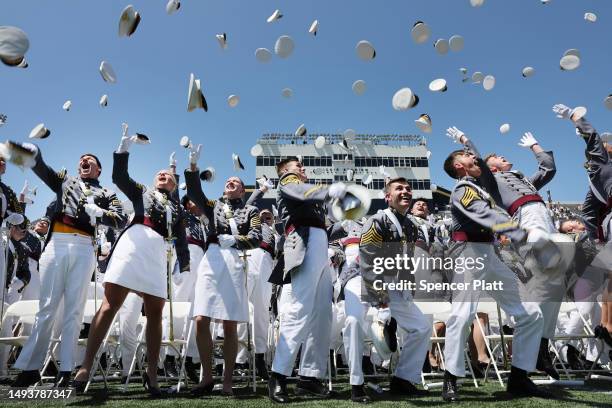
[7,238,31,289]
[0,178,24,224]
[112,152,189,272]
[276,172,328,280]
[184,169,261,252]
[32,149,126,243]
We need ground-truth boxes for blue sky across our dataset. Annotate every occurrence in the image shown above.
[1,0,610,218]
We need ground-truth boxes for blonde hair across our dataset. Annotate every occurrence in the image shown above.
[154,170,178,193]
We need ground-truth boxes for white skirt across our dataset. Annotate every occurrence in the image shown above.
[192,243,248,322]
[104,224,168,299]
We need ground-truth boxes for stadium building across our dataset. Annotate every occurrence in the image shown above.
[249,132,450,214]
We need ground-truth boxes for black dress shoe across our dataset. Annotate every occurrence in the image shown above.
[295,376,330,398]
[163,356,179,378]
[536,338,560,380]
[184,357,200,384]
[268,372,289,403]
[255,353,269,380]
[442,371,458,402]
[389,376,429,397]
[190,381,215,397]
[566,345,585,371]
[594,325,612,348]
[54,371,72,388]
[11,370,41,388]
[506,366,553,398]
[351,385,371,403]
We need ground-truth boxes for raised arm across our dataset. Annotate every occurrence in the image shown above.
[31,147,65,193]
[278,172,331,202]
[518,132,557,189]
[112,152,145,202]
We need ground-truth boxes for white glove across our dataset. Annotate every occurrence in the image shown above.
[377,307,392,324]
[172,270,189,286]
[84,203,104,225]
[552,104,572,120]
[19,180,29,196]
[100,241,112,256]
[328,182,347,199]
[218,234,236,249]
[518,132,538,148]
[5,212,24,226]
[169,152,176,167]
[189,144,202,165]
[257,177,274,191]
[117,123,137,153]
[446,126,466,144]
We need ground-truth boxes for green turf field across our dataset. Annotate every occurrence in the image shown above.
[1,379,611,408]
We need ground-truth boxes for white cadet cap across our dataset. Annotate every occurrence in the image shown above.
[187,73,208,112]
[295,123,307,137]
[571,106,587,120]
[522,66,535,77]
[0,26,29,66]
[99,94,108,107]
[200,167,215,182]
[118,5,141,37]
[314,136,326,149]
[267,9,282,23]
[605,94,612,110]
[134,133,150,144]
[346,169,354,182]
[179,135,192,148]
[227,94,239,108]
[29,123,50,139]
[309,20,319,36]
[392,88,419,110]
[17,58,28,68]
[166,0,180,15]
[179,182,187,190]
[584,12,597,23]
[415,114,432,133]
[352,80,367,95]
[62,100,72,111]
[274,35,295,58]
[281,88,293,98]
[470,0,485,6]
[363,174,373,185]
[216,33,227,49]
[250,144,263,156]
[356,40,375,60]
[560,54,580,71]
[449,35,464,52]
[429,78,447,92]
[434,39,449,55]
[232,153,244,171]
[563,48,580,58]
[482,75,496,91]
[99,61,117,83]
[255,48,272,63]
[411,21,430,44]
[500,123,510,134]
[471,71,484,83]
[344,128,357,141]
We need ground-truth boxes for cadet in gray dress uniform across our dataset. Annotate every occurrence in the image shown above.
[440,127,547,402]
[359,177,432,399]
[484,132,562,379]
[268,157,347,404]
[184,146,262,396]
[11,142,126,388]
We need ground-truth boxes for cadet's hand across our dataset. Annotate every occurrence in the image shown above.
[189,144,202,165]
[552,104,572,120]
[328,182,348,199]
[446,126,468,144]
[257,177,274,192]
[84,203,104,225]
[518,132,539,148]
[169,152,177,167]
[100,242,112,256]
[117,123,138,153]
[218,234,236,249]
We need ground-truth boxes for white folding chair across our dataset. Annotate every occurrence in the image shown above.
[473,302,513,386]
[0,300,40,364]
[124,302,193,392]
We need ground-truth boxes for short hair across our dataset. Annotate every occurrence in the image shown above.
[443,150,467,179]
[484,153,498,166]
[275,156,300,176]
[384,177,410,193]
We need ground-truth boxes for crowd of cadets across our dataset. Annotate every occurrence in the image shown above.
[0,105,611,402]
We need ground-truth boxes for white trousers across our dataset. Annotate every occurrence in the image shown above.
[237,248,274,363]
[271,228,332,378]
[388,288,432,383]
[15,233,95,371]
[119,292,143,376]
[20,259,41,302]
[444,243,543,376]
[165,244,202,358]
[556,301,603,363]
[342,276,368,385]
